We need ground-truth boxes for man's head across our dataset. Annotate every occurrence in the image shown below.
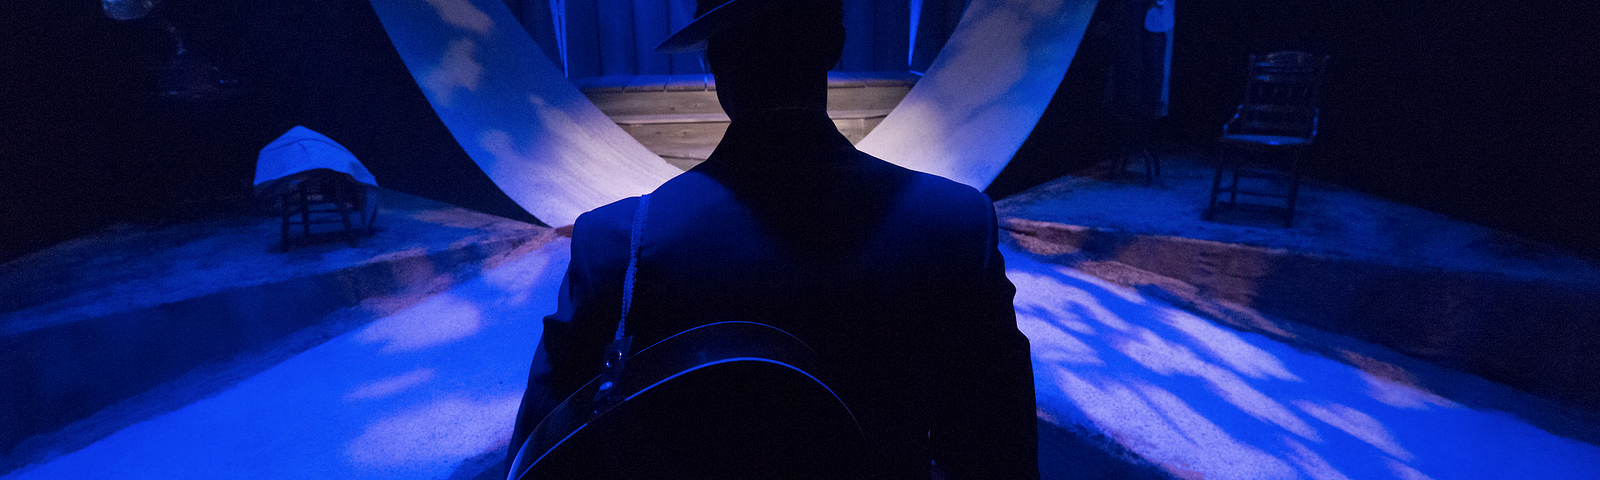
[657,0,845,119]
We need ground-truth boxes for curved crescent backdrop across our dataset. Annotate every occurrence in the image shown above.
[367,0,1098,225]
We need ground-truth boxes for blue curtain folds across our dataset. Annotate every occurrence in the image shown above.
[504,0,970,77]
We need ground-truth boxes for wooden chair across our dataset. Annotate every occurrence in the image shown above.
[278,169,370,251]
[1110,115,1162,186]
[1203,51,1329,227]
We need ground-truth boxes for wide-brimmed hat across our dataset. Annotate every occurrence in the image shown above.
[654,0,806,53]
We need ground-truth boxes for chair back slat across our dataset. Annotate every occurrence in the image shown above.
[1225,51,1329,141]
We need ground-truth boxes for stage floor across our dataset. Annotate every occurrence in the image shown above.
[996,154,1599,282]
[4,164,1600,479]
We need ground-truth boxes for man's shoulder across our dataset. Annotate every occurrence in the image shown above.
[570,196,643,244]
[857,151,995,217]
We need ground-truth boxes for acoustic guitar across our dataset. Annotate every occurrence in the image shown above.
[508,321,870,480]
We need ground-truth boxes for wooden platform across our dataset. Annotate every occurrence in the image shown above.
[576,71,919,169]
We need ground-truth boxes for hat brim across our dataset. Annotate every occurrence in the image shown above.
[654,0,757,53]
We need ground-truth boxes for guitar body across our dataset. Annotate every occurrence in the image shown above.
[509,321,870,480]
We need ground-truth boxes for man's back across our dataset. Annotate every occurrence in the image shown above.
[511,1,1036,477]
[523,110,1036,478]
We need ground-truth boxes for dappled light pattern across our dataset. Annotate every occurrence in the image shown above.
[367,0,678,226]
[421,0,493,34]
[13,238,1600,479]
[344,394,522,469]
[345,369,437,401]
[356,294,484,353]
[420,39,483,107]
[1359,372,1457,411]
[7,239,572,479]
[1010,245,1600,480]
[857,0,1098,189]
[1292,401,1408,460]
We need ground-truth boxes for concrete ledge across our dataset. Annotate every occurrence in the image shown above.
[1001,218,1600,411]
[0,192,547,452]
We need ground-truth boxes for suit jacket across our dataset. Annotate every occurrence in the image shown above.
[511,109,1038,479]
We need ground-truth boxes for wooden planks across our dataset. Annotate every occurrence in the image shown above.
[577,71,918,169]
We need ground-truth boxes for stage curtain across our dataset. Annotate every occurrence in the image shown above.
[505,0,971,77]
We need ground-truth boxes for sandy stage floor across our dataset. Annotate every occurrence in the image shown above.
[6,236,1600,479]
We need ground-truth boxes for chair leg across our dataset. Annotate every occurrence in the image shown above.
[340,205,357,247]
[299,187,312,238]
[364,189,380,235]
[1151,148,1161,178]
[1205,148,1227,220]
[1284,150,1304,228]
[1141,147,1156,186]
[1227,155,1243,204]
[280,192,292,251]
[336,184,357,247]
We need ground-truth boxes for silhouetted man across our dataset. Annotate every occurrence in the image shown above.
[509,1,1038,478]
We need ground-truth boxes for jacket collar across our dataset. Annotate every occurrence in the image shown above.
[703,108,854,166]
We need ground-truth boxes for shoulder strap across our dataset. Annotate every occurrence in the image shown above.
[616,193,650,341]
[595,194,648,406]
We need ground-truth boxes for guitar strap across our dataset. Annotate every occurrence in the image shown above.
[593,193,650,409]
[511,192,871,479]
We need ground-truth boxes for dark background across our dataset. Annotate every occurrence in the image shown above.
[0,0,534,263]
[999,0,1599,259]
[3,0,1597,262]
